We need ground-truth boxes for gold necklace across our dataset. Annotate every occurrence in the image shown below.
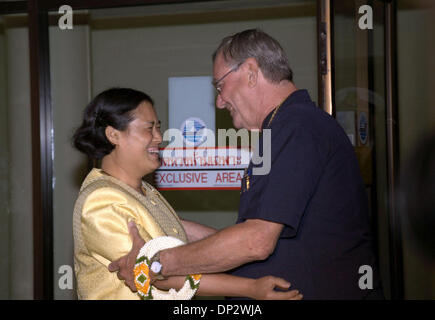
[266,96,288,127]
[266,103,282,127]
[242,98,285,193]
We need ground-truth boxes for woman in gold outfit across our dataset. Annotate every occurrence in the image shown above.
[72,88,302,300]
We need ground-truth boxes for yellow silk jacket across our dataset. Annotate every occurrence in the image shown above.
[73,168,187,300]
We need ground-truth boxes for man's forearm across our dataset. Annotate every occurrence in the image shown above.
[160,219,283,276]
[161,222,255,276]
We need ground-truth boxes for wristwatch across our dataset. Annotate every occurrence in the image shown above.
[150,252,166,280]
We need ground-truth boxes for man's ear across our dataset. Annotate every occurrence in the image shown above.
[245,57,259,88]
[105,126,120,145]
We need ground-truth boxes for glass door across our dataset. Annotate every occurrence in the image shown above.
[329,0,396,299]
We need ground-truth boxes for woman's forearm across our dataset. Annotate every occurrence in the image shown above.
[154,274,255,298]
[180,219,218,242]
[153,276,185,291]
[196,274,255,298]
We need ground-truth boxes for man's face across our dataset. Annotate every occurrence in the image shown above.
[213,53,256,130]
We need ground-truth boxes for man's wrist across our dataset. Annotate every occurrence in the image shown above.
[150,251,166,280]
[159,250,169,277]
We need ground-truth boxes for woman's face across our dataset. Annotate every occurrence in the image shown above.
[117,100,163,175]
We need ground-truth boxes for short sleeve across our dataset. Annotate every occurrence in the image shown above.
[257,127,324,237]
[81,187,151,265]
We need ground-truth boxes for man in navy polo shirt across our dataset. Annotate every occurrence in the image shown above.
[110,29,383,299]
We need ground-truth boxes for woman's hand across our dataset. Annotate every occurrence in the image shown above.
[251,276,303,300]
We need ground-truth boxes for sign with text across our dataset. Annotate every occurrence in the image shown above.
[155,147,251,190]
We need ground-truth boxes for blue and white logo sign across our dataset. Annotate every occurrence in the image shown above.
[181,117,207,146]
[358,111,368,145]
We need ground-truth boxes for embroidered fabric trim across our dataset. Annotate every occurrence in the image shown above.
[134,236,201,300]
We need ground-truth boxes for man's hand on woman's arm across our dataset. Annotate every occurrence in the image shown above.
[108,221,144,292]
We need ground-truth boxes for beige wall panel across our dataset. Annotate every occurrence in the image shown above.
[50,25,91,300]
[0,29,10,300]
[6,27,33,300]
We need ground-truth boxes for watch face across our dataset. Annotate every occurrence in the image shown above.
[151,261,162,274]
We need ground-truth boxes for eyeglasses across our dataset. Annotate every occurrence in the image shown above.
[212,61,245,95]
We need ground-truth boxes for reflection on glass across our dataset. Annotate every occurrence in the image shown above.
[333,0,389,298]
[397,0,435,300]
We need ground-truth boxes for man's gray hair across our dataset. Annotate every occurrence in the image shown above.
[212,29,293,83]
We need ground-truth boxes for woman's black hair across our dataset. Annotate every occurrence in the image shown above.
[73,87,154,160]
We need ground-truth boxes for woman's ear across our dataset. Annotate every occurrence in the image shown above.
[105,126,120,146]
